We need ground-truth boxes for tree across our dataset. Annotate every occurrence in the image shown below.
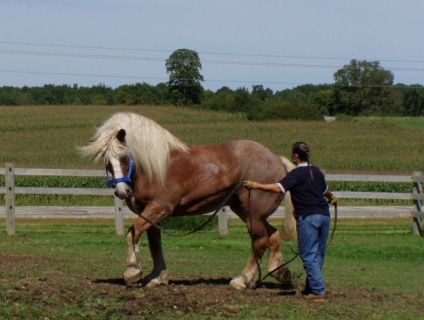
[251,85,273,102]
[165,48,204,105]
[403,85,424,116]
[331,60,395,115]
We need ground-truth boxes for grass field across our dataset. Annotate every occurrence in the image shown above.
[1,105,423,172]
[1,104,423,207]
[1,106,424,319]
[0,218,423,319]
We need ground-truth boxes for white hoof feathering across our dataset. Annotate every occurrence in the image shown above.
[123,267,143,285]
[230,276,247,290]
[145,271,169,288]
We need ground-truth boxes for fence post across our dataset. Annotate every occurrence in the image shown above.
[218,206,228,235]
[114,196,124,236]
[412,171,423,236]
[5,163,16,235]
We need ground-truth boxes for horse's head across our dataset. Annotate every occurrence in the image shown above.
[80,112,190,194]
[104,129,135,199]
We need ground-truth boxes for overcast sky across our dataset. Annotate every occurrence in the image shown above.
[1,0,423,91]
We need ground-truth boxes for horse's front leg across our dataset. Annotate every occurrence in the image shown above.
[142,226,168,288]
[123,203,170,286]
[123,224,143,285]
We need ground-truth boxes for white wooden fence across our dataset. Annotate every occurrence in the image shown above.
[1,163,423,237]
[412,172,424,236]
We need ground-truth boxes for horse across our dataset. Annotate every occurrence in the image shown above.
[80,112,297,290]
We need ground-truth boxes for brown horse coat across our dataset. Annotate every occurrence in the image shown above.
[81,112,296,289]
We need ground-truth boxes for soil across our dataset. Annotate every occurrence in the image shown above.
[0,252,422,319]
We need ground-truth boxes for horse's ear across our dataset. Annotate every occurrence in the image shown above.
[116,129,126,144]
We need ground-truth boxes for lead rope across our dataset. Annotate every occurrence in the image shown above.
[128,182,243,237]
[328,202,338,245]
[182,181,242,236]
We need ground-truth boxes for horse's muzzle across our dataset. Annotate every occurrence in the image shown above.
[114,188,130,200]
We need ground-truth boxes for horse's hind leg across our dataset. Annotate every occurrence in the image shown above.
[267,225,292,285]
[143,227,169,288]
[230,218,269,290]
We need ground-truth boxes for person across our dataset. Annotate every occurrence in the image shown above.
[243,141,336,302]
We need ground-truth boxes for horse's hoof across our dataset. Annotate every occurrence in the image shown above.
[145,271,169,288]
[230,276,247,290]
[123,267,143,285]
[272,267,293,285]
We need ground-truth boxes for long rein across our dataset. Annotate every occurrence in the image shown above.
[106,164,338,287]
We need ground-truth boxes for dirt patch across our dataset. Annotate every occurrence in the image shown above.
[1,252,423,319]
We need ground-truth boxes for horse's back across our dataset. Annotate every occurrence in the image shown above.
[223,140,287,219]
[228,140,285,182]
[168,139,287,219]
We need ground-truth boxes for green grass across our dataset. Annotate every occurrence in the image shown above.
[1,106,423,318]
[1,105,423,173]
[356,116,424,129]
[0,218,423,319]
[1,104,421,207]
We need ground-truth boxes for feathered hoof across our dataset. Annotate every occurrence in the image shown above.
[145,271,169,288]
[230,276,248,290]
[123,267,143,286]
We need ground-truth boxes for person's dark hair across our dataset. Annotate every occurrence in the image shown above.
[292,141,310,162]
[292,141,313,179]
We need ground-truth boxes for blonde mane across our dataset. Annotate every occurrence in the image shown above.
[80,112,189,186]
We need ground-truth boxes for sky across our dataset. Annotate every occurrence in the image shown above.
[0,0,423,91]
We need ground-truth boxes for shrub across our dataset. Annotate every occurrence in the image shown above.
[247,98,323,120]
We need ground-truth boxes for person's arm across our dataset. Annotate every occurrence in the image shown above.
[243,180,283,193]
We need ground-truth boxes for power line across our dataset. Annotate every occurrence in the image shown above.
[0,40,172,54]
[0,68,299,86]
[1,40,424,64]
[0,49,164,62]
[0,68,422,89]
[1,48,424,72]
[0,68,165,81]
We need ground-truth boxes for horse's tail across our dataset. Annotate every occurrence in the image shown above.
[280,156,297,241]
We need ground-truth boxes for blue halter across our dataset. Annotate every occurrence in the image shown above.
[106,158,135,188]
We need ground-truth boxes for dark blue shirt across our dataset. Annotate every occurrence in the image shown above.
[278,164,329,218]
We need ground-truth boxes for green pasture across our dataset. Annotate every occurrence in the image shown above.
[1,105,422,207]
[0,218,423,319]
[1,105,423,172]
[1,106,423,319]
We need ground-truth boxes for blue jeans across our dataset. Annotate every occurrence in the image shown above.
[297,213,330,295]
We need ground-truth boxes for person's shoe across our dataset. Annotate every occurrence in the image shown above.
[300,287,310,295]
[302,293,326,302]
[295,288,309,298]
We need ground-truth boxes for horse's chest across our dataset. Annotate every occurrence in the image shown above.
[126,197,147,214]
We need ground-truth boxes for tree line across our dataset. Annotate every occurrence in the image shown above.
[1,49,423,119]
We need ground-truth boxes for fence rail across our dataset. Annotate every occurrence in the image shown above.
[1,163,423,236]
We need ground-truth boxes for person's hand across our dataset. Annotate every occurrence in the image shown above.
[328,194,337,205]
[325,191,337,205]
[243,180,260,190]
